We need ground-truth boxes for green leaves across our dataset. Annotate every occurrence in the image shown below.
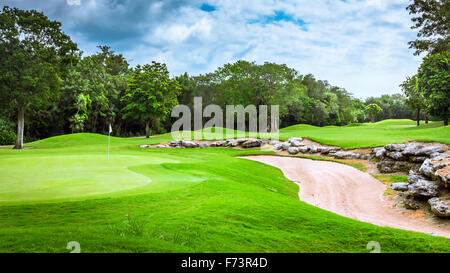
[407,0,449,55]
[121,61,181,132]
[417,52,449,124]
[365,103,383,122]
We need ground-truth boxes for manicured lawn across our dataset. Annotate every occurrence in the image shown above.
[0,122,449,252]
[279,119,450,149]
[44,119,447,150]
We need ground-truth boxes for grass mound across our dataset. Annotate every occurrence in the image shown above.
[279,119,449,148]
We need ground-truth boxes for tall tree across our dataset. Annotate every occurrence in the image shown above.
[365,104,383,123]
[417,52,449,125]
[81,46,129,134]
[400,75,426,126]
[122,62,181,138]
[406,0,450,55]
[0,7,78,149]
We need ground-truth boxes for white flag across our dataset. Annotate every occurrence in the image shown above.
[109,124,112,134]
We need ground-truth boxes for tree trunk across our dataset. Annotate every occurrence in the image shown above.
[416,108,420,126]
[425,115,429,124]
[13,106,25,149]
[152,117,160,135]
[145,119,150,138]
[445,118,448,126]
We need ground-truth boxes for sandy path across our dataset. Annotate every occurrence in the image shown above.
[242,156,450,238]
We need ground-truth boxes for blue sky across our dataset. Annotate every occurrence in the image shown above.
[2,0,423,98]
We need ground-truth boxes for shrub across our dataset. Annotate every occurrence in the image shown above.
[0,130,17,145]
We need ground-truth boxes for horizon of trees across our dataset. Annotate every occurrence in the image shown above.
[0,5,448,147]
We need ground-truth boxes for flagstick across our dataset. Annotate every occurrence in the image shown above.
[108,124,112,161]
[108,132,110,161]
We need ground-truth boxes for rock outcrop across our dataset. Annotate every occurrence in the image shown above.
[428,197,450,218]
[373,143,446,174]
[391,182,409,191]
[385,145,450,217]
[288,147,300,155]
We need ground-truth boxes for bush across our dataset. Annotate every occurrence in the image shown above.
[0,130,17,145]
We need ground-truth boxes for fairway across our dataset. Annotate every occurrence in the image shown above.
[122,119,450,150]
[0,120,449,253]
[278,120,450,149]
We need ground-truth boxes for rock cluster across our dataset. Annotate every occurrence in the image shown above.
[389,150,450,217]
[374,143,445,173]
[274,137,346,157]
[150,136,376,161]
[163,138,265,149]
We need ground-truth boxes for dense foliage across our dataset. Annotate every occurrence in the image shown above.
[406,0,450,55]
[0,6,448,146]
[417,52,450,125]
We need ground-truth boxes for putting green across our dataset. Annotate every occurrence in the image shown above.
[0,154,204,203]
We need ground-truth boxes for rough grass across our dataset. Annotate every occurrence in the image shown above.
[373,175,409,196]
[0,128,449,252]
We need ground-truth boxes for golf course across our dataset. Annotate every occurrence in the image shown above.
[0,120,449,253]
[1,2,449,258]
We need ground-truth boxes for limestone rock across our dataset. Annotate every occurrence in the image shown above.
[288,137,303,143]
[308,145,318,154]
[241,139,263,148]
[199,143,209,148]
[419,159,435,178]
[378,160,418,173]
[398,192,420,210]
[373,147,386,158]
[181,140,198,148]
[385,143,406,152]
[415,146,444,156]
[386,151,406,161]
[281,142,291,150]
[169,140,181,147]
[409,156,427,163]
[391,183,409,191]
[273,143,283,150]
[290,140,305,147]
[408,171,427,184]
[428,197,450,217]
[288,147,300,155]
[333,151,358,159]
[299,146,309,153]
[402,144,424,156]
[408,179,440,198]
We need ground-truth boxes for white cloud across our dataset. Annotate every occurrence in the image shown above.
[66,0,81,6]
[67,0,421,98]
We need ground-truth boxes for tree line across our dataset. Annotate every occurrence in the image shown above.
[0,2,448,148]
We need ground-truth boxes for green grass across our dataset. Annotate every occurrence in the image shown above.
[279,119,449,149]
[373,175,409,196]
[0,119,449,252]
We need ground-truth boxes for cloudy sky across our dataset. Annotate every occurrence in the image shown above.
[2,0,423,98]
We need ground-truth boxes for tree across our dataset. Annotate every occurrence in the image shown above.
[365,104,383,123]
[0,7,77,149]
[81,46,129,134]
[406,0,450,55]
[400,75,426,126]
[417,52,450,125]
[121,62,181,138]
